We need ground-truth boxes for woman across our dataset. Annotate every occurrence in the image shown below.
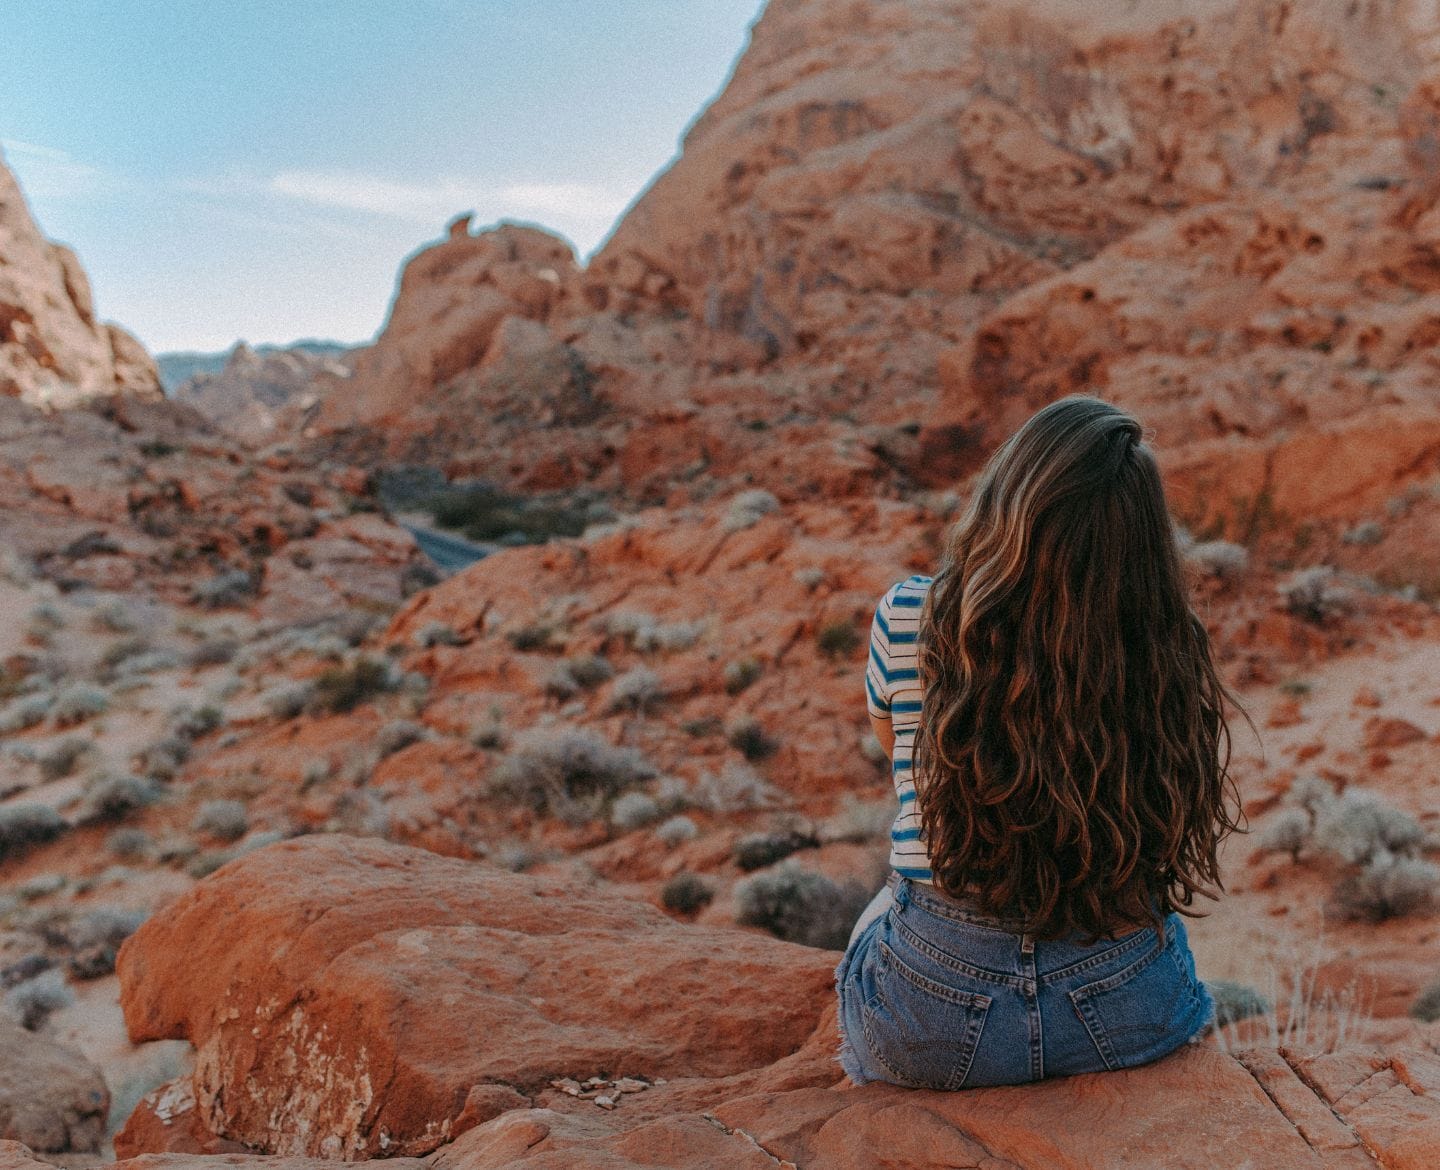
[835,395,1243,1089]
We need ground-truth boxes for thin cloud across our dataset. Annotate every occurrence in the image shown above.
[1,138,106,201]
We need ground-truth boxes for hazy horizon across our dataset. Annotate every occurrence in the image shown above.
[2,1,765,354]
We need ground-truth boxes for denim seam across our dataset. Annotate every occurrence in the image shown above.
[901,884,1030,933]
[1042,919,1175,985]
[1064,919,1176,997]
[860,949,991,1091]
[892,914,1030,991]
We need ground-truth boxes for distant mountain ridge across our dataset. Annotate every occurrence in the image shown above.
[156,339,360,394]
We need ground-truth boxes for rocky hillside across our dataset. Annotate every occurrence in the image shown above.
[3,2,1440,1168]
[0,151,160,408]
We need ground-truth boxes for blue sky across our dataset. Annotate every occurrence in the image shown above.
[2,1,764,353]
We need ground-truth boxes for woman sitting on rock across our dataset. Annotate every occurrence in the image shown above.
[836,394,1242,1089]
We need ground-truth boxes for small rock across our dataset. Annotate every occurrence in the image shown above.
[1362,716,1427,750]
[593,1095,616,1110]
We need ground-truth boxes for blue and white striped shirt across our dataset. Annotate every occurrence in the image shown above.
[866,575,934,882]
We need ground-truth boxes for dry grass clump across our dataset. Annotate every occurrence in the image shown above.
[191,569,256,609]
[723,489,779,532]
[376,719,427,757]
[727,716,779,761]
[489,727,657,824]
[310,656,395,714]
[734,862,876,950]
[1411,980,1440,1023]
[545,654,614,700]
[36,736,92,782]
[1186,540,1250,582]
[691,762,783,813]
[192,799,249,842]
[0,693,53,735]
[77,773,160,825]
[607,667,665,714]
[655,815,699,848]
[723,656,762,695]
[3,969,73,1030]
[415,621,464,648]
[51,683,110,727]
[610,791,661,832]
[817,620,861,659]
[734,827,817,871]
[597,611,705,654]
[1277,567,1355,624]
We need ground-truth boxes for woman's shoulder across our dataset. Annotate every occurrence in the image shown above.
[879,574,934,614]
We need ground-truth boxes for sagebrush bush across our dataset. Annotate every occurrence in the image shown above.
[263,682,312,719]
[607,666,665,714]
[1313,789,1424,865]
[1278,567,1354,624]
[723,489,779,533]
[506,622,561,652]
[655,814,699,848]
[78,773,160,824]
[1185,540,1250,582]
[90,599,138,633]
[692,762,782,813]
[377,719,427,757]
[0,693,53,734]
[733,828,816,871]
[36,736,92,781]
[661,872,715,915]
[188,636,239,667]
[51,683,110,727]
[1257,808,1311,862]
[819,796,897,844]
[0,804,66,861]
[192,799,249,842]
[792,567,825,592]
[138,735,191,781]
[817,620,860,659]
[3,969,73,1030]
[723,657,762,695]
[610,791,661,831]
[734,862,876,950]
[489,727,657,823]
[170,704,224,740]
[105,827,153,860]
[416,621,464,648]
[310,657,394,714]
[1331,854,1440,922]
[1411,980,1440,1023]
[1207,979,1271,1027]
[727,716,779,761]
[191,570,256,609]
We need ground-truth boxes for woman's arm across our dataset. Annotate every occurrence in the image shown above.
[865,585,900,764]
[869,710,896,760]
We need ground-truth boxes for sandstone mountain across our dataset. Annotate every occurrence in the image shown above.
[0,150,160,408]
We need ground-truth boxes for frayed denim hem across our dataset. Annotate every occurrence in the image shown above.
[833,948,877,1085]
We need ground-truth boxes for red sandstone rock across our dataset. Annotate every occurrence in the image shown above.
[1362,716,1429,750]
[0,152,161,406]
[116,836,837,1158]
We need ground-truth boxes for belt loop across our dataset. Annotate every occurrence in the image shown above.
[1020,932,1035,955]
[892,876,911,910]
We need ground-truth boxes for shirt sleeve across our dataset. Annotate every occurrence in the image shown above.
[865,584,900,720]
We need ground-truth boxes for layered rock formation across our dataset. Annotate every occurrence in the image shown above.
[172,342,356,447]
[0,151,160,408]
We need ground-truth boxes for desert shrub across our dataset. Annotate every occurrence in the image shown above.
[1341,521,1383,546]
[90,599,138,633]
[78,773,160,824]
[1331,854,1440,922]
[681,716,725,738]
[0,805,66,861]
[188,636,239,667]
[138,735,191,781]
[610,791,661,832]
[1278,567,1354,624]
[1410,980,1440,1023]
[63,907,147,980]
[734,862,876,950]
[310,657,394,714]
[423,482,589,543]
[192,799,249,842]
[506,622,561,652]
[171,704,224,741]
[191,570,256,609]
[51,683,110,727]
[3,969,74,1030]
[489,727,657,823]
[544,653,614,702]
[36,736,92,782]
[1207,980,1271,1027]
[263,682,313,719]
[1288,775,1334,814]
[0,693,53,734]
[723,489,779,532]
[100,635,152,671]
[1313,790,1424,865]
[1257,808,1311,862]
[727,716,779,761]
[655,814,699,848]
[28,603,66,632]
[1186,541,1250,582]
[607,666,665,714]
[186,850,235,879]
[817,620,861,659]
[734,828,817,871]
[377,719,427,757]
[692,762,783,813]
[106,827,153,860]
[598,611,704,654]
[416,621,464,648]
[723,657,762,695]
[112,649,181,679]
[470,715,506,750]
[792,567,825,591]
[661,872,715,915]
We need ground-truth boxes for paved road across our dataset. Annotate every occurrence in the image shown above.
[402,523,493,574]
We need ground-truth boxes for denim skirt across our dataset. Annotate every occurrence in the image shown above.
[835,875,1214,1089]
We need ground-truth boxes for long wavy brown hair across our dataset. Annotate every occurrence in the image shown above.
[913,395,1244,941]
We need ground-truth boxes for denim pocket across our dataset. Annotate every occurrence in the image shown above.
[1068,924,1205,1071]
[861,938,991,1090]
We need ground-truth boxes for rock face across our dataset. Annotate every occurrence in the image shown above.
[317,224,579,433]
[0,1018,109,1154]
[0,150,161,407]
[116,836,838,1158]
[172,341,356,446]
